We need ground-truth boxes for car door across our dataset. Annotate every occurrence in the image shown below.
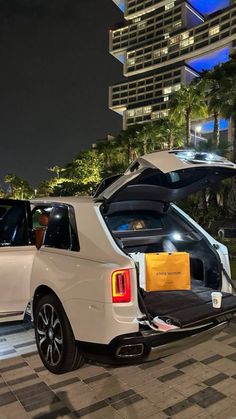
[0,199,36,322]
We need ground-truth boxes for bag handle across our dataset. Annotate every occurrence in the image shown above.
[134,260,153,323]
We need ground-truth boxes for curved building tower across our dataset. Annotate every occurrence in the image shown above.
[109,0,236,137]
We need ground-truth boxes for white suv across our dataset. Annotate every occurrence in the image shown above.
[1,150,236,374]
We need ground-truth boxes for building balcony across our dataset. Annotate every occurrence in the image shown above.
[110,2,204,61]
[123,5,236,76]
[124,0,231,20]
[125,0,177,21]
[109,64,199,128]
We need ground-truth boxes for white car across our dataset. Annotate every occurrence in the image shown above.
[1,150,236,374]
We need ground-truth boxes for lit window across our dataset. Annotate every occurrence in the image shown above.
[180,39,188,48]
[143,106,152,114]
[180,37,194,48]
[151,112,160,120]
[161,47,168,55]
[138,21,147,29]
[128,58,135,66]
[135,108,143,117]
[164,95,169,102]
[160,110,169,117]
[163,84,181,95]
[209,25,220,36]
[173,84,181,91]
[133,17,141,23]
[180,31,189,40]
[164,33,170,39]
[163,87,171,95]
[152,110,169,119]
[173,21,182,29]
[127,110,135,117]
[163,86,172,95]
[153,49,161,58]
[169,35,180,45]
[154,47,168,58]
[165,2,175,10]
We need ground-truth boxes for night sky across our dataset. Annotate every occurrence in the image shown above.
[0,0,123,187]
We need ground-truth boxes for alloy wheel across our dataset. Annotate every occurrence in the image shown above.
[36,303,63,367]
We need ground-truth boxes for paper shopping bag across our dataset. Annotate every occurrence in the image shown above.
[145,252,191,291]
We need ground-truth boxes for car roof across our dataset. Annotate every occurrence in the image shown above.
[31,196,94,206]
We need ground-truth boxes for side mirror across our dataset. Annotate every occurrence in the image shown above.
[35,227,46,250]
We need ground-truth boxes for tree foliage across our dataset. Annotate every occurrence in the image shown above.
[199,68,225,146]
[169,83,208,145]
[2,52,236,226]
[4,173,34,199]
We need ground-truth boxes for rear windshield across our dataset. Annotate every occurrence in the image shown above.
[105,206,203,256]
[105,208,196,235]
[105,210,163,232]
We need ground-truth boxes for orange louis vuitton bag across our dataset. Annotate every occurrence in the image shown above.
[145,252,191,291]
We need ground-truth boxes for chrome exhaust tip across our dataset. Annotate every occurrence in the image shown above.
[116,343,144,358]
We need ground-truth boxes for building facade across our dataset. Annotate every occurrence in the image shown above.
[109,0,236,133]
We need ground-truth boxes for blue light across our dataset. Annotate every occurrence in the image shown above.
[219,119,229,130]
[116,53,125,64]
[188,0,230,15]
[187,47,230,72]
[201,119,229,133]
[113,0,125,12]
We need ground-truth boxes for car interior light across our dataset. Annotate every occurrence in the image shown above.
[172,232,182,241]
[173,150,234,166]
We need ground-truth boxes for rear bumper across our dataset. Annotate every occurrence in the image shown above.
[78,320,229,366]
[146,321,227,361]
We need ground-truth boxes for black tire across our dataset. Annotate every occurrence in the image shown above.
[34,294,84,374]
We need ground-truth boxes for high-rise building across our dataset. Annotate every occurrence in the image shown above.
[109,0,236,136]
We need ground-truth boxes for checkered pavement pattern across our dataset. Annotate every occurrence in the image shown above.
[1,320,236,418]
[0,319,36,360]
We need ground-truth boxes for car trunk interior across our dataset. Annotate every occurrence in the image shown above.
[103,200,236,329]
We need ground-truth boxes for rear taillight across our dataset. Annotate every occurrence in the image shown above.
[111,269,131,303]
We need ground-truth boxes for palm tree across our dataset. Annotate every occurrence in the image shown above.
[93,137,117,171]
[135,122,162,154]
[136,124,151,155]
[116,125,141,164]
[48,165,64,179]
[169,83,208,146]
[4,174,33,199]
[200,67,226,147]
[196,54,236,161]
[157,118,184,149]
[217,54,236,162]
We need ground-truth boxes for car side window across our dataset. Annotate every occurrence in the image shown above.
[0,203,30,246]
[44,205,79,251]
[32,206,52,229]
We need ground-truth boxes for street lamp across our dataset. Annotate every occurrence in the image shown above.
[194,125,202,147]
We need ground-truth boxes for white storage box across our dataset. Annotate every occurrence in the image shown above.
[129,252,146,289]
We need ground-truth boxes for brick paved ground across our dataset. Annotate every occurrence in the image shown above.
[1,319,236,418]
